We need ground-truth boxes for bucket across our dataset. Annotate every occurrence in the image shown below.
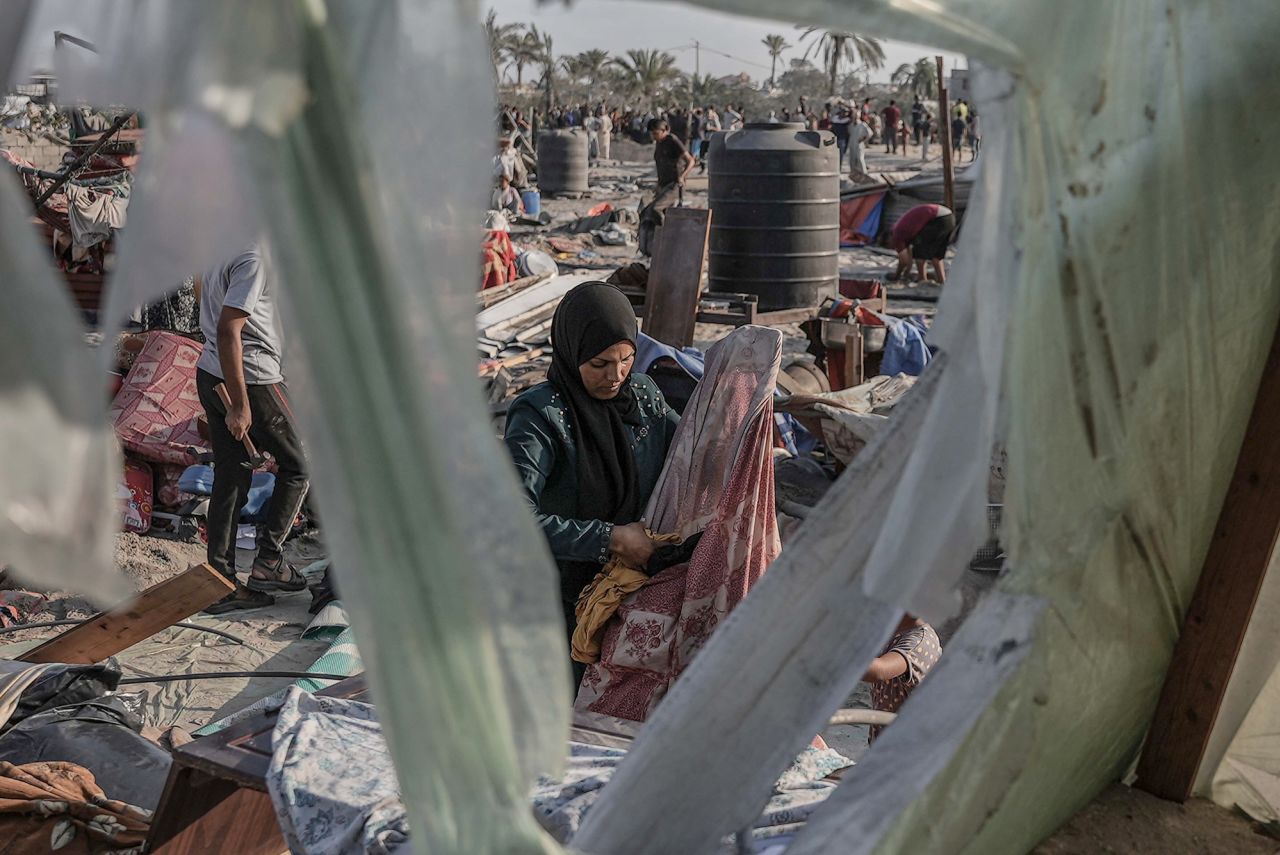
[521,189,541,215]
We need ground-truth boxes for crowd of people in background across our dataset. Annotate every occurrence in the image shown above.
[493,91,980,197]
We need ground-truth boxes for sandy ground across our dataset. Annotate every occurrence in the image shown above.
[1,531,332,732]
[1036,784,1279,853]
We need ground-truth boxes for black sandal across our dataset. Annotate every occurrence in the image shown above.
[245,558,308,593]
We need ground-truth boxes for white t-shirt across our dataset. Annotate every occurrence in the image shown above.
[197,247,285,385]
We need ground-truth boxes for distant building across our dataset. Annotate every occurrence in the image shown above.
[948,68,972,102]
[716,72,753,88]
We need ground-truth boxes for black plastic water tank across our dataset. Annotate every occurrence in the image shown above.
[537,129,589,195]
[707,122,840,310]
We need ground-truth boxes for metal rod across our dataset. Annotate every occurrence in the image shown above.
[32,111,134,209]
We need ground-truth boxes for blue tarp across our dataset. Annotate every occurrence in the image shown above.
[636,332,817,457]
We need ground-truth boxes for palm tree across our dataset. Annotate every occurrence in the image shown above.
[673,72,726,108]
[576,47,609,101]
[891,57,938,99]
[509,29,543,87]
[527,26,557,111]
[483,11,523,83]
[612,49,680,109]
[798,27,885,96]
[761,34,790,89]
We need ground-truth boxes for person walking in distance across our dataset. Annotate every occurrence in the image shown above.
[951,111,967,161]
[850,112,872,176]
[638,118,695,255]
[881,99,902,154]
[830,101,852,169]
[195,245,310,613]
[910,96,925,145]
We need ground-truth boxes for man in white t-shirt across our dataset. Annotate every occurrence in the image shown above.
[196,245,311,613]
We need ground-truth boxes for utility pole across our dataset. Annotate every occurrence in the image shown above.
[694,40,700,78]
[544,35,554,116]
[936,55,955,212]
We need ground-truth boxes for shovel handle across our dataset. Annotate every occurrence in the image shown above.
[214,383,262,456]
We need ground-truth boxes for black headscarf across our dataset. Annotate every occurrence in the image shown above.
[548,282,643,524]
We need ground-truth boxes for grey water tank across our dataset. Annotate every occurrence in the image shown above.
[707,122,840,310]
[537,129,589,195]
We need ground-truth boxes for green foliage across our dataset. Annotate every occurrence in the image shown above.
[611,49,681,108]
[798,27,885,96]
[761,33,790,88]
[891,57,938,99]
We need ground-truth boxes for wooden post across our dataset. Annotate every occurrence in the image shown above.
[1135,318,1280,801]
[936,56,955,212]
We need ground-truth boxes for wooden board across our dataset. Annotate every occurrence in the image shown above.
[19,563,234,665]
[147,767,285,855]
[1136,320,1280,802]
[642,207,711,348]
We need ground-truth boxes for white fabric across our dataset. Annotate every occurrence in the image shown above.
[63,182,129,249]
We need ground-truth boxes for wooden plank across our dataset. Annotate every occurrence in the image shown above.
[1136,321,1280,802]
[20,563,234,665]
[146,766,285,855]
[642,207,711,348]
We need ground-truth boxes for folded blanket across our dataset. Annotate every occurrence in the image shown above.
[0,761,150,854]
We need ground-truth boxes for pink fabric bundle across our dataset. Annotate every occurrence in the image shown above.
[110,331,207,466]
[576,325,783,721]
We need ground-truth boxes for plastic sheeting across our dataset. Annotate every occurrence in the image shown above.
[0,0,122,605]
[574,1,1280,853]
[29,3,569,853]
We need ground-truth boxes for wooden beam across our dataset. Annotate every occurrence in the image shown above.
[936,56,955,213]
[642,207,711,348]
[1136,319,1280,801]
[19,563,234,665]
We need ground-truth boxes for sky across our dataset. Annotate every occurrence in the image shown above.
[487,0,965,83]
[12,0,965,85]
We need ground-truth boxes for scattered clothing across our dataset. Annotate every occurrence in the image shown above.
[880,317,933,377]
[869,622,942,742]
[571,530,682,663]
[63,182,129,250]
[576,326,783,721]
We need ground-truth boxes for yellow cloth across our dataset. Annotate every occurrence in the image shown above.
[571,531,682,664]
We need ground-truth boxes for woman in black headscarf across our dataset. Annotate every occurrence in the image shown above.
[504,282,679,684]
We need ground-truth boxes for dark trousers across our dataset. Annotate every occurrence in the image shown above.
[638,182,681,256]
[835,134,849,167]
[196,369,309,581]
